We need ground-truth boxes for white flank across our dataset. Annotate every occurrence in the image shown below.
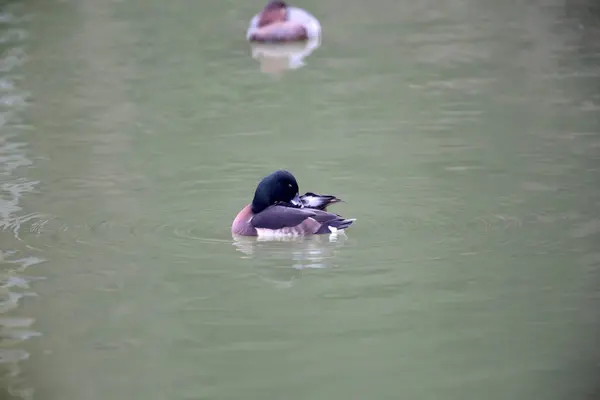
[256,227,304,239]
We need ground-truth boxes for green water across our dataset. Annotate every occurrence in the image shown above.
[0,0,599,398]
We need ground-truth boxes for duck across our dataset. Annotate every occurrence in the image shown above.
[232,170,355,237]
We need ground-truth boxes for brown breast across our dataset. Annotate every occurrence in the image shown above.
[231,204,257,236]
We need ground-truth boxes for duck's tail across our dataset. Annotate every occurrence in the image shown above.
[316,218,356,234]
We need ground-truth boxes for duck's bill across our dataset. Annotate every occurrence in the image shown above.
[290,193,302,207]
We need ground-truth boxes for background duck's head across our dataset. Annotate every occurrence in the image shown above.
[258,0,288,27]
[251,170,301,213]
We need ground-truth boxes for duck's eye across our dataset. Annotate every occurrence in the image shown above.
[288,184,293,188]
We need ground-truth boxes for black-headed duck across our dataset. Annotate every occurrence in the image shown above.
[232,170,355,237]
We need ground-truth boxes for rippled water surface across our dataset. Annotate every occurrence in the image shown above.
[1,0,599,398]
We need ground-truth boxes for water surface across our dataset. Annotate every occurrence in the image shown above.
[0,0,599,399]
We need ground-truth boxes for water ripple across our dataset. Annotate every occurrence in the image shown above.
[0,4,41,398]
[34,205,544,268]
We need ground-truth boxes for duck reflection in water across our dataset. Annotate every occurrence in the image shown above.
[232,234,349,288]
[250,39,321,76]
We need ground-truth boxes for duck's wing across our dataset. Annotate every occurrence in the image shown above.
[307,208,344,223]
[250,205,317,230]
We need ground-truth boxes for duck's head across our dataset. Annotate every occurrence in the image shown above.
[258,1,288,27]
[251,170,301,213]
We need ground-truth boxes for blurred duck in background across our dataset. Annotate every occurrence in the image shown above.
[246,1,321,43]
